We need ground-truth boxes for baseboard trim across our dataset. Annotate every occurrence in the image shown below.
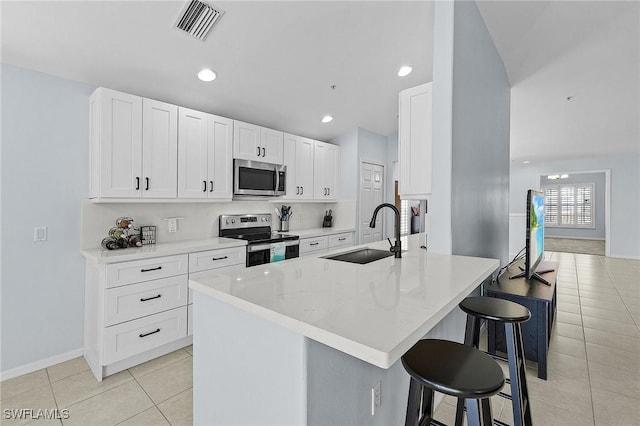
[609,253,640,260]
[0,348,84,382]
[545,236,605,241]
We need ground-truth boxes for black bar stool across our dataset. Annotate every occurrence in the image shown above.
[402,339,505,426]
[457,297,532,426]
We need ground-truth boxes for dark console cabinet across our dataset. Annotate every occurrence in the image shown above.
[486,260,558,380]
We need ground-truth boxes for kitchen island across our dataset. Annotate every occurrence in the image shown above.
[189,234,499,425]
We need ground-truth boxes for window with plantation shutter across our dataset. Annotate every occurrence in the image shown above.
[400,200,409,235]
[541,183,594,228]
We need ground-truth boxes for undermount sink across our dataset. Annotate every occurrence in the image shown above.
[324,248,394,265]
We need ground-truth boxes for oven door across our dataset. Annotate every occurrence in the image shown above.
[246,241,299,267]
[234,159,286,196]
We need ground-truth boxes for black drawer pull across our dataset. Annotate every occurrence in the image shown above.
[141,266,162,273]
[310,242,319,246]
[338,238,346,241]
[212,256,229,261]
[145,177,149,191]
[139,328,161,338]
[135,177,140,190]
[140,294,162,302]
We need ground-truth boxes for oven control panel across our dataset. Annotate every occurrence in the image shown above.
[220,214,271,230]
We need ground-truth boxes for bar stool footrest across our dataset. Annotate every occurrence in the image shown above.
[493,420,510,426]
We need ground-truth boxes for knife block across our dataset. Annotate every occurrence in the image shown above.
[322,218,332,228]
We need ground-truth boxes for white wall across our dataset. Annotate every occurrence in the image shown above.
[430,0,511,265]
[1,64,94,372]
[511,156,640,259]
[331,128,358,201]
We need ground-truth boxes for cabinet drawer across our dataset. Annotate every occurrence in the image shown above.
[103,307,187,364]
[189,263,246,303]
[189,246,246,273]
[299,236,328,254]
[106,255,188,288]
[104,275,188,326]
[328,232,354,248]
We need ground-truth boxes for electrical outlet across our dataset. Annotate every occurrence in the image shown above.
[33,226,47,242]
[371,381,381,415]
[167,218,177,233]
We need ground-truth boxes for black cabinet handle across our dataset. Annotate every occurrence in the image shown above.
[145,177,149,191]
[310,242,319,246]
[262,147,266,157]
[338,238,346,241]
[135,177,140,190]
[257,147,261,157]
[140,294,162,302]
[203,180,207,192]
[210,180,214,192]
[296,186,299,195]
[301,186,303,195]
[328,188,330,196]
[139,328,161,338]
[141,266,162,273]
[212,256,228,261]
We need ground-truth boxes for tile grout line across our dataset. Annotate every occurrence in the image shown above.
[577,253,596,426]
[124,369,173,426]
[44,368,63,426]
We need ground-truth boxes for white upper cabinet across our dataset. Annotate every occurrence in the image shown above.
[313,140,339,201]
[282,134,314,200]
[399,82,433,198]
[233,120,283,164]
[90,88,178,199]
[142,99,178,198]
[90,88,143,198]
[178,107,233,200]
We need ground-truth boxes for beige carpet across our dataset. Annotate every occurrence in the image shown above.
[544,237,605,256]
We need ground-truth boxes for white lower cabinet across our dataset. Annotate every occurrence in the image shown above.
[299,232,355,257]
[187,247,246,336]
[85,253,191,381]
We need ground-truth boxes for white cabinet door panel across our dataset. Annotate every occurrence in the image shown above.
[260,127,284,164]
[207,115,233,199]
[99,89,142,197]
[233,120,261,161]
[142,99,177,198]
[178,108,209,198]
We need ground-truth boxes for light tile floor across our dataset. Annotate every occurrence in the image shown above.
[1,251,638,425]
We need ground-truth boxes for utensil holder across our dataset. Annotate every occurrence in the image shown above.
[280,220,289,232]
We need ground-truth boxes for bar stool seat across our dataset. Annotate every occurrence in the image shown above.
[402,339,505,426]
[457,296,532,426]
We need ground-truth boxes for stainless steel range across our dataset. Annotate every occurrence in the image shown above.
[219,214,300,267]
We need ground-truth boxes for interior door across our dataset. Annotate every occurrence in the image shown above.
[359,162,384,244]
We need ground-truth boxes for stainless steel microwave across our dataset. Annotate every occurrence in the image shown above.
[233,159,286,196]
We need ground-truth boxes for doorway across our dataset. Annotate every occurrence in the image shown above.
[359,161,385,244]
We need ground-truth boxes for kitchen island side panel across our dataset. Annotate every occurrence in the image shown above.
[192,292,307,426]
[306,306,467,425]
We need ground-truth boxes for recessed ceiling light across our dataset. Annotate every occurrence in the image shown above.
[321,115,333,123]
[397,65,413,77]
[522,160,531,164]
[547,174,560,180]
[560,174,569,179]
[197,68,217,82]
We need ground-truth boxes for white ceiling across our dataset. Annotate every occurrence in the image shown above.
[2,1,638,163]
[0,1,433,142]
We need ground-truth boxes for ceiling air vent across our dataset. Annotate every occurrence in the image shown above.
[175,0,224,41]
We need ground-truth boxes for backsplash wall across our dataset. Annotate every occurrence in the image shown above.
[81,200,356,249]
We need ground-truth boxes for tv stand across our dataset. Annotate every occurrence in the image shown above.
[509,266,555,286]
[487,259,559,380]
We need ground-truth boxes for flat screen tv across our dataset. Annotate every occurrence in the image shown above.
[510,189,554,285]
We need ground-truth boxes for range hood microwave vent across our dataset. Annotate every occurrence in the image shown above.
[175,0,224,41]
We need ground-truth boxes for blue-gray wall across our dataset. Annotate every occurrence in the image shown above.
[331,128,358,201]
[540,172,606,239]
[1,64,94,372]
[511,156,640,259]
[431,0,511,265]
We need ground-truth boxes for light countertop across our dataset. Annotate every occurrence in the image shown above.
[81,237,247,264]
[80,227,354,264]
[189,233,499,369]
